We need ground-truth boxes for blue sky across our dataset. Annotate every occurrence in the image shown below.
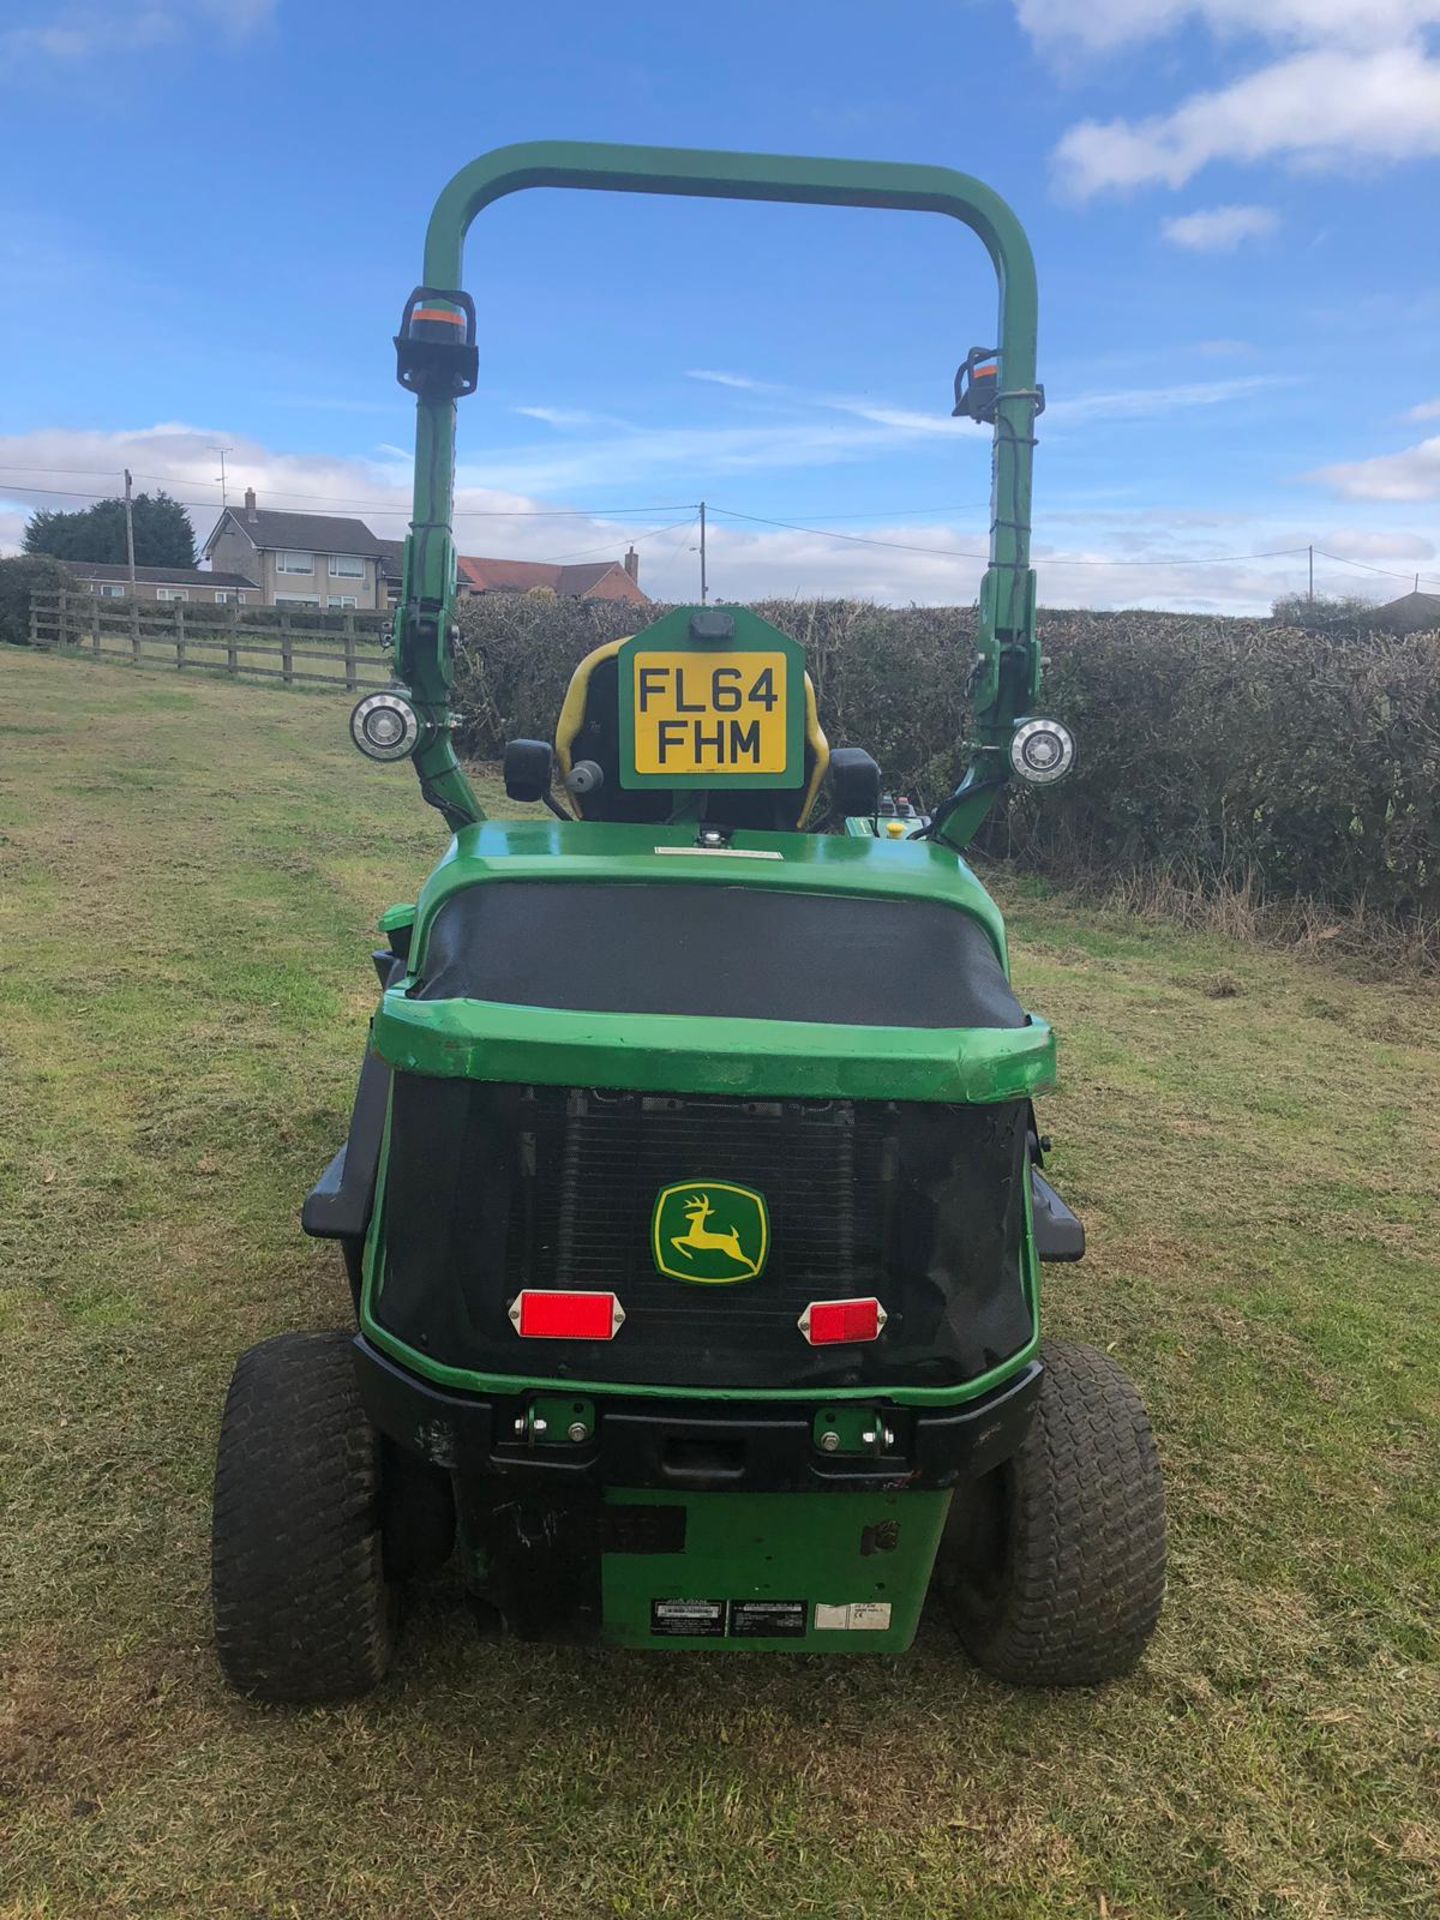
[1,0,1437,609]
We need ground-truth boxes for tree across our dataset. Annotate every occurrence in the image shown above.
[24,490,196,568]
[1270,593,1381,640]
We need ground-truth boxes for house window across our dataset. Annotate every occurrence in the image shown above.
[327,595,358,610]
[98,583,125,599]
[328,554,365,578]
[157,588,189,602]
[276,550,314,574]
[214,591,246,604]
[275,594,322,607]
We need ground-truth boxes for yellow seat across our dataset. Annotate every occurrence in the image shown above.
[554,636,830,827]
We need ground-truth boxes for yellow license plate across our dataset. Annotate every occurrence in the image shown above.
[630,650,789,777]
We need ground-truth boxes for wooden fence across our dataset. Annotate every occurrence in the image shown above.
[28,589,393,693]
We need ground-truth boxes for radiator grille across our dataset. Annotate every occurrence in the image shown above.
[376,1076,1032,1391]
[507,1091,886,1347]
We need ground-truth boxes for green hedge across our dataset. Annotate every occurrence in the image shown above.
[0,555,75,646]
[450,596,1440,922]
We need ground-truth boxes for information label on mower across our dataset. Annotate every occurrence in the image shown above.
[630,651,790,778]
[650,1599,726,1638]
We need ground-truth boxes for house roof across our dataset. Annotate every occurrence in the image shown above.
[374,540,647,601]
[1378,589,1440,621]
[455,554,641,597]
[70,562,259,588]
[205,507,382,558]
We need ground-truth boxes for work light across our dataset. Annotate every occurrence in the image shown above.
[1009,717,1074,785]
[350,692,420,762]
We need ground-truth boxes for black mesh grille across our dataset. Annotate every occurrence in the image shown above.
[511,1092,876,1347]
[376,1077,1033,1391]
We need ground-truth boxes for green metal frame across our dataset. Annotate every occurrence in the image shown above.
[395,140,1042,847]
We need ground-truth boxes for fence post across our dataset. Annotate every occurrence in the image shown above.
[227,601,239,677]
[281,607,293,686]
[29,593,41,648]
[174,600,187,671]
[343,611,357,691]
[56,586,70,650]
[130,592,141,664]
[90,596,100,657]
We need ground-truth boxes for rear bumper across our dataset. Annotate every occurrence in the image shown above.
[352,1334,1040,1495]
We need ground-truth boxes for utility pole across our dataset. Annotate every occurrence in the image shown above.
[124,469,137,593]
[124,468,139,659]
[211,446,232,508]
[699,500,708,605]
[1307,544,1314,603]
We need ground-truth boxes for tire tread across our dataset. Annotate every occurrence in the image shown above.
[212,1331,396,1702]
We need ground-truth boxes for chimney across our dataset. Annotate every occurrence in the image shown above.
[244,487,257,521]
[623,544,639,584]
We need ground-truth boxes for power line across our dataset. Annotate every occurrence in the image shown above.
[0,468,698,520]
[708,504,991,561]
[545,516,697,564]
[4,464,1437,589]
[1313,547,1440,588]
[1043,547,1313,570]
[708,505,1323,571]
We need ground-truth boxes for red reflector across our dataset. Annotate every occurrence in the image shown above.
[798,1297,887,1345]
[508,1290,625,1340]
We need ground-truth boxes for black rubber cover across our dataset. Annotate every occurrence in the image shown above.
[417,882,1026,1031]
[1031,1169,1086,1262]
[301,1046,391,1242]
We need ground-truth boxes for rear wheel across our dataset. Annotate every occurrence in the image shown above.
[940,1338,1165,1686]
[212,1331,398,1702]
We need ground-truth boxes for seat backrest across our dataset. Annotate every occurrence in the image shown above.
[555,638,830,827]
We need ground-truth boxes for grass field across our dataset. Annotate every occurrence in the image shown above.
[1,647,1436,1920]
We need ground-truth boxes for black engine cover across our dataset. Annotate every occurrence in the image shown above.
[373,1078,1033,1392]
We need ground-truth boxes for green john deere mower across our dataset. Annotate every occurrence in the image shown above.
[211,142,1165,1699]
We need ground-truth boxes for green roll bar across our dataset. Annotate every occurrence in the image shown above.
[394,140,1043,847]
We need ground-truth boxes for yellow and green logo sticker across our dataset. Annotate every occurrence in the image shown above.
[652,1182,769,1284]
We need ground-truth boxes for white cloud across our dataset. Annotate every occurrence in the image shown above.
[512,406,610,429]
[0,0,272,76]
[1046,373,1285,421]
[1019,0,1440,53]
[1311,436,1440,501]
[687,370,768,391]
[1161,204,1279,251]
[6,422,1432,612]
[1057,45,1440,195]
[680,367,1284,440]
[1407,399,1440,421]
[1022,2,1440,196]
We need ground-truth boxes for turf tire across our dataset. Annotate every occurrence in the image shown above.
[942,1338,1165,1686]
[212,1331,398,1702]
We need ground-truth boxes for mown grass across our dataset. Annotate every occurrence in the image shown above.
[1,647,1436,1920]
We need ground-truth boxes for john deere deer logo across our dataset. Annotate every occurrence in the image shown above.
[651,1181,769,1284]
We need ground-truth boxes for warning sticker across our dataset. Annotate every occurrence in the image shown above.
[729,1600,807,1639]
[813,1602,893,1632]
[650,1599,726,1638]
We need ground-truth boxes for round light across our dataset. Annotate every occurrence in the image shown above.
[1010,717,1075,786]
[350,692,420,762]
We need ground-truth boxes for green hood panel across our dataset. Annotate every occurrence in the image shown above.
[408,818,1011,972]
[372,994,1054,1103]
[371,819,1053,1104]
